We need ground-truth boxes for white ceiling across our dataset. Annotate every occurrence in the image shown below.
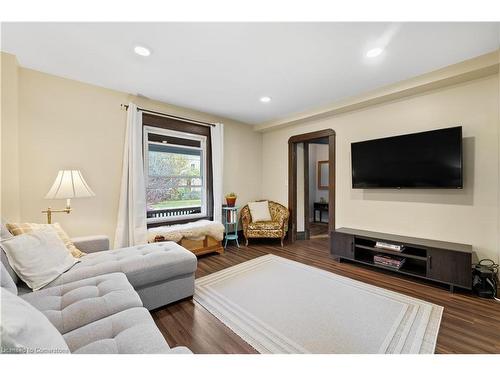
[1,22,499,124]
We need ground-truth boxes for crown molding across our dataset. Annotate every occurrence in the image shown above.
[254,50,499,133]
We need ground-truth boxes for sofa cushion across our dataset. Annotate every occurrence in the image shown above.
[6,222,86,258]
[1,262,17,295]
[247,221,281,231]
[64,307,171,354]
[1,229,79,291]
[1,287,70,354]
[169,346,194,354]
[46,241,197,289]
[247,229,283,238]
[21,273,143,334]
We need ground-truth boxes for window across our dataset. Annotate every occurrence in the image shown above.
[144,126,208,223]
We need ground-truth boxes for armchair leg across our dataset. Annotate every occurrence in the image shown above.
[245,238,249,247]
[280,237,284,247]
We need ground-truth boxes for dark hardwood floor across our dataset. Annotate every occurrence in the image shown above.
[309,222,329,237]
[151,238,500,354]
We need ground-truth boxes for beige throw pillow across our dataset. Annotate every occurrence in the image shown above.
[248,201,272,222]
[1,229,79,291]
[6,222,85,258]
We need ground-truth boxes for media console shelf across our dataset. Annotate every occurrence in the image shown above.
[331,227,474,292]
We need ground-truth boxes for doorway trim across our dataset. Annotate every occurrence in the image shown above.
[288,129,335,244]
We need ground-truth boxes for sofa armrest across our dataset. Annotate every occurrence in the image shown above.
[168,346,193,354]
[240,205,251,237]
[71,235,110,253]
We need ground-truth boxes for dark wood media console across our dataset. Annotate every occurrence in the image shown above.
[331,227,474,292]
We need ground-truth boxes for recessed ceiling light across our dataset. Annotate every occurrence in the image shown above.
[366,47,383,58]
[134,45,151,57]
[260,96,272,103]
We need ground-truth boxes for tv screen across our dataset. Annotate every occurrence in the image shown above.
[351,126,463,189]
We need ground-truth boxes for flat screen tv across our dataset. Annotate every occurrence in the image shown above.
[351,126,463,189]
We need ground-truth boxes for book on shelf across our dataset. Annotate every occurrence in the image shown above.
[373,254,406,269]
[375,241,405,252]
[226,209,238,223]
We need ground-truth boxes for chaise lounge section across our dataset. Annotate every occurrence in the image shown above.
[7,234,197,310]
[48,237,197,310]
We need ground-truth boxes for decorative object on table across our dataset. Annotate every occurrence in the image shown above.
[241,200,289,247]
[225,192,237,207]
[319,197,326,204]
[43,170,95,224]
[223,206,239,248]
[317,160,329,190]
[148,219,224,256]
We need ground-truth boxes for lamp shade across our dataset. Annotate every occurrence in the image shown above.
[45,170,95,199]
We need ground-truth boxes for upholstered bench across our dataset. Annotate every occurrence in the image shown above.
[148,219,225,256]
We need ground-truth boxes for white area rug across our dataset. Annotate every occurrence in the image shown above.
[194,255,443,354]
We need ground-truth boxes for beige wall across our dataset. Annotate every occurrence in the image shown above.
[262,74,500,262]
[0,53,21,222]
[6,62,261,244]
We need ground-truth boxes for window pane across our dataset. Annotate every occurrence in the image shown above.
[146,145,203,211]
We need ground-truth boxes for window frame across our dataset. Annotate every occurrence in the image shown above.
[144,126,208,224]
[142,113,214,227]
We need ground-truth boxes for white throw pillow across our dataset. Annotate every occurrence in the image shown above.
[0,287,70,354]
[1,229,78,291]
[248,201,272,222]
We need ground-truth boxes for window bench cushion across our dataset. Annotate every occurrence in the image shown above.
[147,219,224,243]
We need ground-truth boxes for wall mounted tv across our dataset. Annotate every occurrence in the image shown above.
[351,126,463,189]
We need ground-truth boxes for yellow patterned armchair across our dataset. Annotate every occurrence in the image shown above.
[241,201,289,247]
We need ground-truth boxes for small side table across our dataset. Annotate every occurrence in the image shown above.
[313,202,329,223]
[222,206,239,248]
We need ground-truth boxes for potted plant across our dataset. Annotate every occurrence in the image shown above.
[225,192,237,207]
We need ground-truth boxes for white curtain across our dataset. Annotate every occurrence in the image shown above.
[114,103,148,248]
[211,123,224,224]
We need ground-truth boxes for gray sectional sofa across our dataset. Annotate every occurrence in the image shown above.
[1,229,197,354]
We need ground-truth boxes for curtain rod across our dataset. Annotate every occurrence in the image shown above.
[120,104,216,127]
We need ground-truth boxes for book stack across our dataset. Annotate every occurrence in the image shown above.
[374,254,406,269]
[226,209,237,223]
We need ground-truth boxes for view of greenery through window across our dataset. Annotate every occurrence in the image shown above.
[146,149,202,211]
